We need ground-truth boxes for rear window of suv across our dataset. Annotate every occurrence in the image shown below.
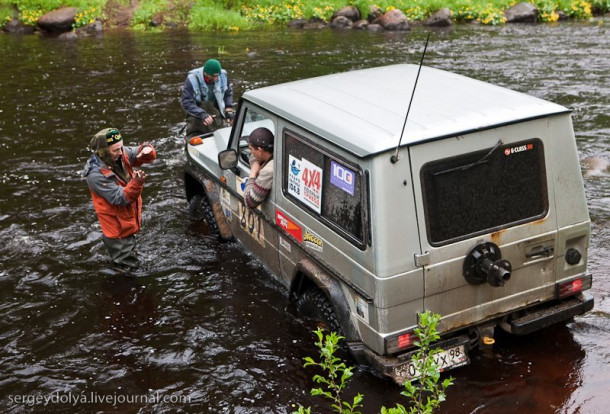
[421,139,548,246]
[282,130,366,248]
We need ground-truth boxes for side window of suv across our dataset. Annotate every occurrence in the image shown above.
[237,107,275,166]
[282,129,366,248]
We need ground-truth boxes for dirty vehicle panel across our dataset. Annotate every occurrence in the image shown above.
[183,64,593,384]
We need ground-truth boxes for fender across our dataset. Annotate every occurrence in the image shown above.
[292,258,359,342]
[202,178,233,241]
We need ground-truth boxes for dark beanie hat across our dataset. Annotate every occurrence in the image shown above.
[247,127,274,149]
[102,128,122,145]
[90,128,122,152]
[203,59,221,76]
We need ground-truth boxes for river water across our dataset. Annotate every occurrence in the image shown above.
[0,22,608,413]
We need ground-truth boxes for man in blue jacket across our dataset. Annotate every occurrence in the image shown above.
[180,58,234,138]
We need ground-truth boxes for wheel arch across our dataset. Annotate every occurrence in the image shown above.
[184,170,205,203]
[290,258,359,342]
[184,171,233,241]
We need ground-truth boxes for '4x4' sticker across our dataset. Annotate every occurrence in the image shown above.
[287,155,323,213]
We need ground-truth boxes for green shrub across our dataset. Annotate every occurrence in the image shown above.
[557,0,593,17]
[590,0,610,12]
[382,311,455,414]
[189,1,250,30]
[242,0,305,24]
[534,0,560,22]
[303,1,337,21]
[73,5,101,28]
[1,4,14,27]
[294,311,454,414]
[5,0,106,27]
[349,0,370,19]
[131,0,169,29]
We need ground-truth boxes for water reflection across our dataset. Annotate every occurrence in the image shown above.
[0,22,608,413]
[97,276,157,339]
[440,326,586,413]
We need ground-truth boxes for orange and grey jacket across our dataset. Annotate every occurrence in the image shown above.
[83,144,156,239]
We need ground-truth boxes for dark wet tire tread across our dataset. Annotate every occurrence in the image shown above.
[296,288,341,335]
[188,193,220,236]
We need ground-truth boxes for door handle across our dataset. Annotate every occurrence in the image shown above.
[525,246,554,259]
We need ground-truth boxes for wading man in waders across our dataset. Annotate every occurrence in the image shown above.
[180,58,234,139]
[84,128,157,271]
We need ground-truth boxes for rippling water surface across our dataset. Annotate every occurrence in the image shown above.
[0,22,608,413]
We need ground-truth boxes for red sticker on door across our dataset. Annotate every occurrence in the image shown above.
[276,210,303,242]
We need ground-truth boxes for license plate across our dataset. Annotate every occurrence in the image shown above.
[394,344,469,382]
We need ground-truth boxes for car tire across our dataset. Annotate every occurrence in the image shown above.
[296,288,341,335]
[188,193,220,236]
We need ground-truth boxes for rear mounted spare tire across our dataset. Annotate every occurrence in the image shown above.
[296,288,341,335]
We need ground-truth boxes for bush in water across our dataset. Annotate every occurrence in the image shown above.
[293,310,454,414]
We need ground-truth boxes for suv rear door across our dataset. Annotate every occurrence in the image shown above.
[408,122,558,331]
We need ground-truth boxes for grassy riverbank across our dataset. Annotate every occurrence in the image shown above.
[1,0,609,31]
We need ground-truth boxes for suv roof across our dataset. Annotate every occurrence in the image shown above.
[243,64,569,157]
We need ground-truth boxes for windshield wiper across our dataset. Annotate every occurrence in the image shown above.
[433,140,503,176]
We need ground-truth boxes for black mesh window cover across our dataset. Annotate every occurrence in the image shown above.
[421,139,547,246]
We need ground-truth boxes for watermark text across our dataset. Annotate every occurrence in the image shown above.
[8,391,191,407]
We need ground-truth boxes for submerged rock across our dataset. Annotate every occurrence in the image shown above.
[3,18,35,34]
[287,18,307,29]
[75,20,103,36]
[330,15,353,29]
[353,19,369,30]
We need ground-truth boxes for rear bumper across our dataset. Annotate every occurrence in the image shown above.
[348,292,593,385]
[509,292,594,335]
[348,334,472,385]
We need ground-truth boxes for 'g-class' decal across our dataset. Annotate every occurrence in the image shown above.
[504,143,534,156]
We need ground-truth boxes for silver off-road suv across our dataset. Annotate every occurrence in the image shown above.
[183,64,593,384]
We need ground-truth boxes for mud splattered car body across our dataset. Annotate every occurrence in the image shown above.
[183,64,593,383]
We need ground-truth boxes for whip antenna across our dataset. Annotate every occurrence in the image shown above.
[390,32,431,164]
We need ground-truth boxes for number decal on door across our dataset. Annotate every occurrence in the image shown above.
[238,201,265,246]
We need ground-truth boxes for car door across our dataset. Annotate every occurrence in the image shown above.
[220,103,281,277]
[408,125,557,332]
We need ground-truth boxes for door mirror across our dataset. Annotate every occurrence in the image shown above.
[218,149,238,170]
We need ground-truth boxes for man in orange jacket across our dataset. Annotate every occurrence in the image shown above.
[84,128,157,270]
